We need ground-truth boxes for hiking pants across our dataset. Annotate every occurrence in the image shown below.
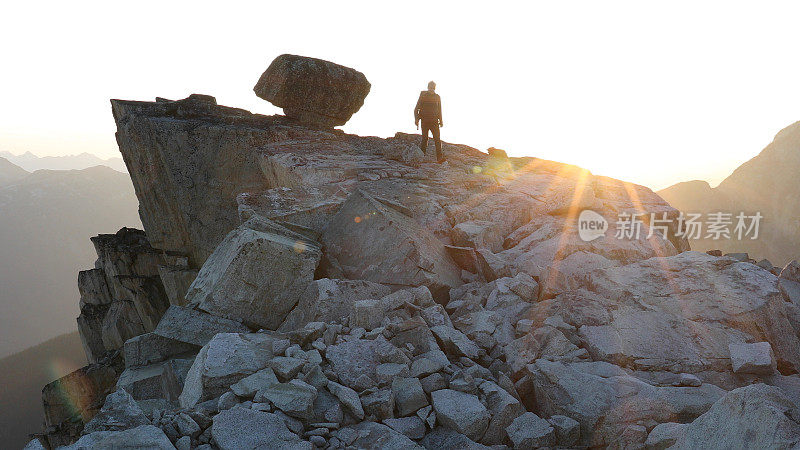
[420,120,442,160]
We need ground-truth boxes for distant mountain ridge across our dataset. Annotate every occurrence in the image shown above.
[0,156,29,186]
[659,121,800,266]
[0,165,140,358]
[0,150,127,172]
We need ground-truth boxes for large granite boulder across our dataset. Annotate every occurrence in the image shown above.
[673,384,800,449]
[186,219,320,330]
[321,190,461,299]
[253,54,370,127]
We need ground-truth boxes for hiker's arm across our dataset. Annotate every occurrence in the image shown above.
[414,95,422,123]
[438,97,443,126]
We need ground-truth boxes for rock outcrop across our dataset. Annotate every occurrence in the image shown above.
[76,227,180,363]
[32,55,800,449]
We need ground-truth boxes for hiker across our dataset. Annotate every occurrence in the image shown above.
[414,81,444,162]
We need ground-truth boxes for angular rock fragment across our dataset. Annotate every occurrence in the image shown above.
[327,381,364,420]
[645,422,686,450]
[325,338,397,387]
[391,377,428,417]
[260,381,318,420]
[431,389,489,441]
[342,421,422,449]
[420,427,491,449]
[179,333,273,408]
[479,380,525,445]
[383,416,426,440]
[279,278,391,331]
[230,367,279,398]
[505,412,556,449]
[157,264,198,306]
[430,325,481,360]
[729,342,776,374]
[116,359,188,408]
[123,332,198,368]
[78,268,113,307]
[82,390,149,434]
[362,389,394,420]
[527,359,725,447]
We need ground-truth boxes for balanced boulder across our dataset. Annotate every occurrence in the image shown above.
[254,54,370,127]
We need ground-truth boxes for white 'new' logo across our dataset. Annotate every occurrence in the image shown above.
[578,209,608,242]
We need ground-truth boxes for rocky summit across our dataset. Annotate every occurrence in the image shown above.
[28,55,800,449]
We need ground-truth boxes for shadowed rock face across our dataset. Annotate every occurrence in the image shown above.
[254,54,371,128]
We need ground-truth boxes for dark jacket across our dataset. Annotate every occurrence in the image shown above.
[414,90,442,122]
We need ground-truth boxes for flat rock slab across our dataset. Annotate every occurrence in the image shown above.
[211,407,312,450]
[673,384,800,449]
[123,331,198,368]
[153,305,249,347]
[60,425,173,450]
[563,251,800,373]
[527,359,726,447]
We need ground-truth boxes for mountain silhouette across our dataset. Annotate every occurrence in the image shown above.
[659,121,800,265]
[0,151,127,172]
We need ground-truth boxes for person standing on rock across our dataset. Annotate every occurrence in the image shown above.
[415,81,445,162]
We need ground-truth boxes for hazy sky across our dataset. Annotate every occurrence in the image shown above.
[3,1,800,190]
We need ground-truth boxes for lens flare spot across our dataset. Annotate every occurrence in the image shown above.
[293,241,307,253]
[354,216,362,223]
[472,165,483,174]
